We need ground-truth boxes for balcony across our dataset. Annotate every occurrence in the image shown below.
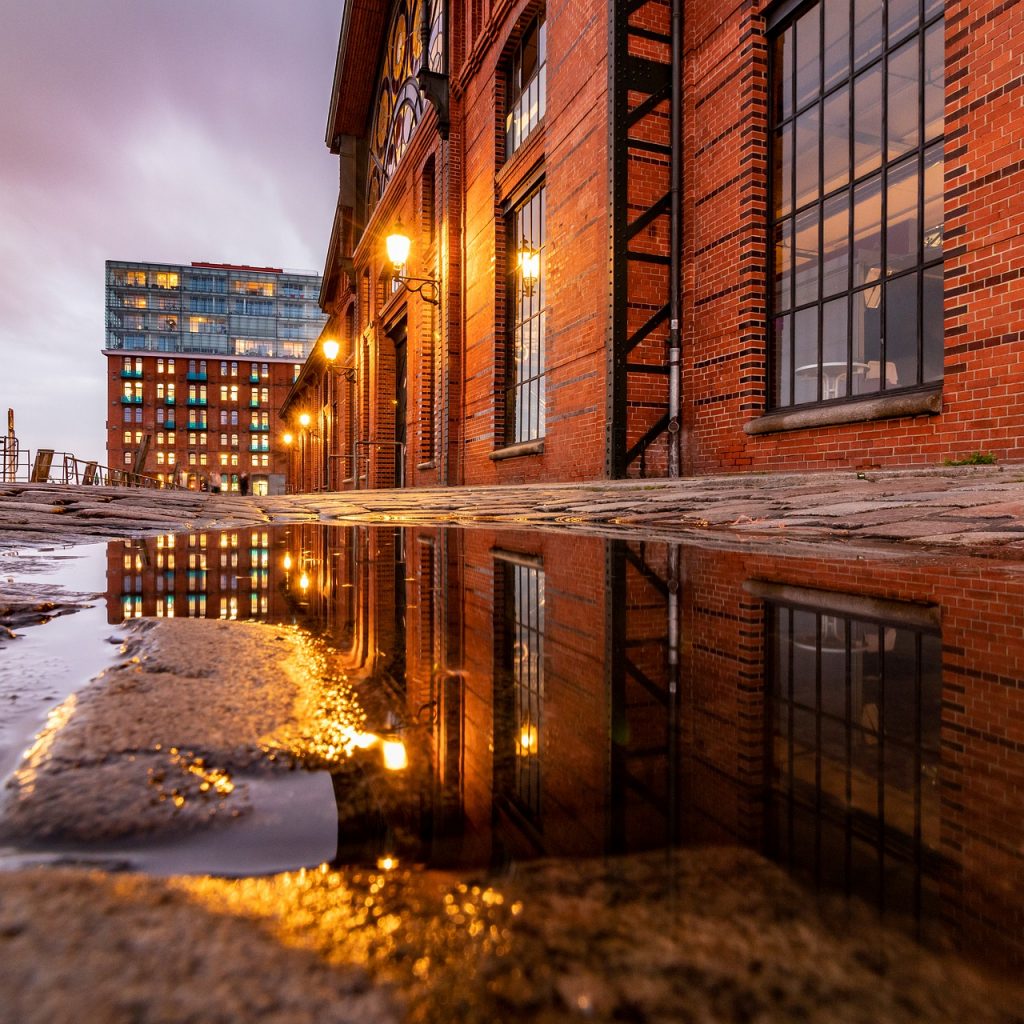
[187,398,208,406]
[248,399,260,409]
[163,396,177,406]
[187,420,208,431]
[187,372,208,382]
[248,423,270,432]
[163,420,177,430]
[249,374,260,383]
[120,369,143,379]
[120,395,143,405]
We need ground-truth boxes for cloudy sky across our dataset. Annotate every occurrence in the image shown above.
[0,0,340,463]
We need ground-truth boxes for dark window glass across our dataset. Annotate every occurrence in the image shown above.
[506,14,547,156]
[769,0,944,408]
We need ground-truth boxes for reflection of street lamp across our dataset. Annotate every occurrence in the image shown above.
[283,552,293,571]
[381,737,408,772]
[517,244,540,296]
[297,414,311,491]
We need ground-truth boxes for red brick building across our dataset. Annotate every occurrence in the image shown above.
[283,0,1023,491]
[104,261,325,492]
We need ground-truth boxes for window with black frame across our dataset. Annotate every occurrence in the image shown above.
[506,14,547,157]
[506,185,547,444]
[769,0,944,408]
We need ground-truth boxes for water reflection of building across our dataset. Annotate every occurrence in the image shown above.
[106,530,294,624]
[107,524,1024,972]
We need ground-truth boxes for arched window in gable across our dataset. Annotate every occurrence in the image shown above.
[367,0,444,218]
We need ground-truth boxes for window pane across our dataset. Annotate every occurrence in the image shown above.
[795,206,820,306]
[796,7,821,109]
[853,173,882,285]
[823,296,850,391]
[887,37,920,160]
[853,0,884,68]
[794,307,820,403]
[778,25,795,121]
[823,0,851,90]
[795,105,821,209]
[774,315,793,406]
[885,271,918,387]
[822,191,850,296]
[923,142,943,261]
[823,86,850,193]
[887,156,919,275]
[854,65,883,177]
[888,0,919,44]
[922,264,944,382]
[775,219,794,310]
[924,22,944,141]
[775,125,793,217]
[852,284,882,392]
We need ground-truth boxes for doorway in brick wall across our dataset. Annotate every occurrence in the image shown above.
[390,318,408,488]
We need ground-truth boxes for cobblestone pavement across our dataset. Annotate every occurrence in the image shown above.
[2,465,1023,555]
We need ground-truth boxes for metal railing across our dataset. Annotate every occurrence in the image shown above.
[0,440,176,489]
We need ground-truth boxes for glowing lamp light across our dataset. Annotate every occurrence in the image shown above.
[517,246,541,285]
[298,412,311,428]
[517,723,538,756]
[381,738,408,772]
[322,339,340,362]
[386,229,411,270]
[282,432,294,446]
[283,553,293,571]
[298,572,310,592]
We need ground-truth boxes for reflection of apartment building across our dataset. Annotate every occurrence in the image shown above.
[104,261,326,492]
[285,0,1023,493]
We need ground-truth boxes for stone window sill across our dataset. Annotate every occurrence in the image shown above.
[489,439,544,461]
[744,385,942,435]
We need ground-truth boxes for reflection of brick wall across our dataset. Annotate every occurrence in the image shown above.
[699,548,1024,972]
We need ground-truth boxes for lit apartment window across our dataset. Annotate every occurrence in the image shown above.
[166,383,175,402]
[230,361,238,377]
[126,270,146,287]
[168,358,176,373]
[251,454,259,467]
[200,432,207,445]
[231,433,238,448]
[506,14,547,156]
[220,385,228,402]
[230,453,239,467]
[505,183,547,444]
[155,271,179,289]
[123,430,131,444]
[123,452,132,464]
[261,363,269,379]
[220,433,228,446]
[200,453,208,466]
[167,431,176,445]
[250,387,259,406]
[157,359,165,374]
[293,364,301,381]
[769,0,944,407]
[157,452,165,465]
[157,383,165,401]
[220,453,228,466]
[168,452,176,465]
[231,385,239,403]
[157,431,165,446]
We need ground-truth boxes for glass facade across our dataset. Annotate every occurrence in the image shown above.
[769,0,944,408]
[104,261,325,361]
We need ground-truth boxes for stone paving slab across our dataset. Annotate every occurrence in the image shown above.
[2,467,1024,557]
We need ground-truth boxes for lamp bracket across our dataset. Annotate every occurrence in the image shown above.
[417,69,450,140]
[396,274,441,306]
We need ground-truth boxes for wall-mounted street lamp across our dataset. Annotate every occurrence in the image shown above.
[298,412,311,428]
[282,431,294,446]
[322,337,356,383]
[385,223,440,305]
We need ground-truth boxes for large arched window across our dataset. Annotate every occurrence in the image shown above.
[367,0,444,217]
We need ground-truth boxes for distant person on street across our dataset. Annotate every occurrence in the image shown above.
[240,473,249,496]
[211,471,222,494]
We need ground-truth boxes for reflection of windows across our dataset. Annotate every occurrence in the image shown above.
[500,557,545,818]
[769,0,944,407]
[506,14,547,156]
[505,185,547,443]
[765,587,941,918]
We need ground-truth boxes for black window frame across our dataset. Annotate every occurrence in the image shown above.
[767,0,945,411]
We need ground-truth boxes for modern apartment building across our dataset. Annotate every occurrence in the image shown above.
[284,0,1023,491]
[104,261,326,493]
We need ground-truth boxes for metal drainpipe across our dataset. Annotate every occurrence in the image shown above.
[667,0,683,478]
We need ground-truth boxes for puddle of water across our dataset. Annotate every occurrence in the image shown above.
[1,522,1022,980]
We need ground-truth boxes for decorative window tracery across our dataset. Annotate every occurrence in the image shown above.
[367,0,444,217]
